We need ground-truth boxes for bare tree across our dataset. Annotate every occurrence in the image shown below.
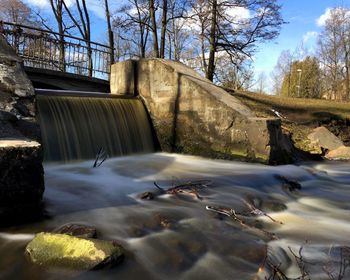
[63,0,92,77]
[149,0,159,57]
[114,0,150,58]
[104,0,114,65]
[191,0,284,82]
[0,0,35,24]
[160,0,168,58]
[256,72,267,94]
[49,0,66,71]
[317,7,350,100]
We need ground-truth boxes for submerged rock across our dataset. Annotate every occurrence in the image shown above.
[139,191,155,200]
[25,233,124,270]
[53,224,97,239]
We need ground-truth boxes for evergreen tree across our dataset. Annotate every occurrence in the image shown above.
[281,56,321,98]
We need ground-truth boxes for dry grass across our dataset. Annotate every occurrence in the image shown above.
[225,89,350,151]
[227,89,350,123]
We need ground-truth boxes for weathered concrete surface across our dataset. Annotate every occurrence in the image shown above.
[111,59,292,164]
[111,60,136,96]
[0,139,44,222]
[25,233,124,270]
[307,126,344,152]
[0,36,44,224]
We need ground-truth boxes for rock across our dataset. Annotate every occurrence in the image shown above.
[0,36,34,99]
[275,175,301,192]
[0,139,44,224]
[0,37,44,225]
[25,233,124,270]
[326,146,350,160]
[307,126,344,152]
[139,191,155,200]
[111,59,293,164]
[0,110,17,121]
[53,224,97,239]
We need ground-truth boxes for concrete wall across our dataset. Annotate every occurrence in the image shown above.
[111,59,292,164]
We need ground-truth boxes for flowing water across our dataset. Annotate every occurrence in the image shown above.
[36,94,156,161]
[1,153,350,280]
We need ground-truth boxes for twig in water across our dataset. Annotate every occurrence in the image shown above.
[153,179,211,200]
[93,147,108,168]
[205,205,278,240]
[288,245,311,280]
[323,246,350,280]
[242,199,284,225]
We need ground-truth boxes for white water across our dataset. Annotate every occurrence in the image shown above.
[1,153,350,280]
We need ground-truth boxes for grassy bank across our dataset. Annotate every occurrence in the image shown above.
[227,89,350,152]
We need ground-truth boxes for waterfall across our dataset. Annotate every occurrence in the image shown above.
[36,93,156,161]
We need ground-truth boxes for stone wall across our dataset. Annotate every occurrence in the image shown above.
[0,35,44,224]
[111,59,292,164]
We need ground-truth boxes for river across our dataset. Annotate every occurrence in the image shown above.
[1,153,349,279]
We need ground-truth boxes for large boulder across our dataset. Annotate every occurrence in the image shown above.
[0,36,35,118]
[307,126,344,152]
[0,36,44,224]
[25,233,124,270]
[111,59,292,164]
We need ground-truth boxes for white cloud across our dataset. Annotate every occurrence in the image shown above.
[317,8,333,26]
[84,0,104,20]
[317,7,350,26]
[227,6,250,21]
[303,31,318,43]
[24,0,75,9]
[24,0,49,8]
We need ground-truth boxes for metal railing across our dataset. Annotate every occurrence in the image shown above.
[1,22,112,80]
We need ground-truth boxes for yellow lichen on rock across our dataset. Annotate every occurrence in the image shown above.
[25,233,124,270]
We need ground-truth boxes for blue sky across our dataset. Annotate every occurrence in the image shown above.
[254,0,349,77]
[26,0,349,85]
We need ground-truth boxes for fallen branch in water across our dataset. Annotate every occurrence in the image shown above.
[256,244,350,280]
[153,179,211,200]
[323,246,350,280]
[242,199,284,225]
[93,147,108,168]
[288,245,311,280]
[205,205,278,240]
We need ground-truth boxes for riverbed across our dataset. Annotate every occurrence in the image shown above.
[1,153,350,279]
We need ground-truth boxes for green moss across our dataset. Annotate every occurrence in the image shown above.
[25,233,124,270]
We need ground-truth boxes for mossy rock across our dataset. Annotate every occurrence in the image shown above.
[25,233,124,270]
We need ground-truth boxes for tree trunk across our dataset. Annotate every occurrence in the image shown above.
[104,0,114,67]
[50,0,65,71]
[206,0,217,81]
[345,50,350,99]
[160,0,167,58]
[149,0,159,57]
[200,23,207,76]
